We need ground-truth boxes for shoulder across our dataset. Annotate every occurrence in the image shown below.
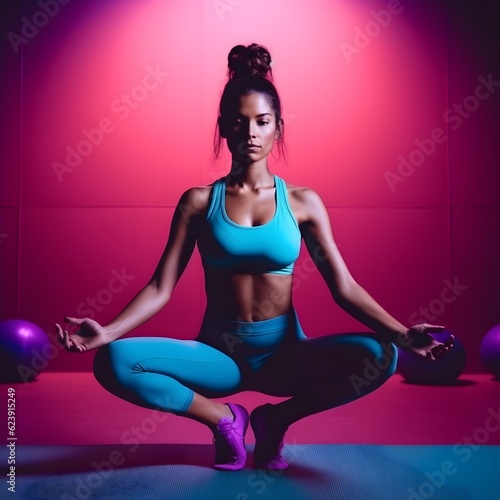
[287,184,323,205]
[177,180,218,218]
[280,178,327,224]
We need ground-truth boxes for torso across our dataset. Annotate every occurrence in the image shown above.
[204,272,293,321]
[193,176,309,322]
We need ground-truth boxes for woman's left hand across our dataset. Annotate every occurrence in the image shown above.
[401,324,454,361]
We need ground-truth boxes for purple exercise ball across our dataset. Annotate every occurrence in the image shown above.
[0,319,50,382]
[480,325,500,379]
[397,330,466,385]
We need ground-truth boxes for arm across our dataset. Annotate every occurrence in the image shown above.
[57,187,208,350]
[297,188,452,358]
[103,187,205,341]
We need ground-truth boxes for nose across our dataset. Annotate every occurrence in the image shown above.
[246,120,258,139]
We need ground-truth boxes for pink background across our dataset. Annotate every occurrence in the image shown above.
[1,0,499,373]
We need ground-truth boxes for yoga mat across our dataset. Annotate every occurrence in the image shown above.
[4,444,499,499]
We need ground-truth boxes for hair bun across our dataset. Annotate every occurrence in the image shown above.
[227,43,272,80]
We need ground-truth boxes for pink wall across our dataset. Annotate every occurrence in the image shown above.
[1,0,499,373]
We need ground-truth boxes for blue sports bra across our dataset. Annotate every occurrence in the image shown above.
[197,175,301,275]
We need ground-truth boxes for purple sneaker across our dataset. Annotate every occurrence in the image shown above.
[250,404,289,470]
[212,403,249,471]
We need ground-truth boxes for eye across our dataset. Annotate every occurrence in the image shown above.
[258,121,269,125]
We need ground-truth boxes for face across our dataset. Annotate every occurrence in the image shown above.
[221,92,280,163]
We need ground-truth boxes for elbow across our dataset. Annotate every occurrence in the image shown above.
[157,287,172,307]
[331,276,359,305]
[159,290,171,307]
[149,279,172,306]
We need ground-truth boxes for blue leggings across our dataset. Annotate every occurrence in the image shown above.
[93,310,398,418]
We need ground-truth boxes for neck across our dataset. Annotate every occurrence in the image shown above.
[227,157,274,189]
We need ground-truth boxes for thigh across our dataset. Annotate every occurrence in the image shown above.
[94,337,243,398]
[250,332,397,396]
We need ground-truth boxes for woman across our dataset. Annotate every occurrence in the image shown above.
[56,43,453,471]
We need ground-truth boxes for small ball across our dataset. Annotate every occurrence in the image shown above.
[398,330,466,385]
[0,319,50,383]
[480,325,500,379]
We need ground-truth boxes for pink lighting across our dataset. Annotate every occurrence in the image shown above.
[0,0,499,376]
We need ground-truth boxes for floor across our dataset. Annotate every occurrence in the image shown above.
[9,443,500,500]
[3,372,499,446]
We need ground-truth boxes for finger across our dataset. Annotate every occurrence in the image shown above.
[55,324,64,342]
[444,335,454,347]
[423,350,435,362]
[431,344,448,359]
[423,325,446,333]
[64,317,85,326]
[64,331,72,351]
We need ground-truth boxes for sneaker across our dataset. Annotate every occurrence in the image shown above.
[250,404,289,470]
[212,403,249,471]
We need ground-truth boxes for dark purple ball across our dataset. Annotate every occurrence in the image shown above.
[480,325,500,379]
[0,319,50,382]
[397,330,466,385]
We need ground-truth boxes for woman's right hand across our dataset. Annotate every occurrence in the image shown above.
[55,317,109,352]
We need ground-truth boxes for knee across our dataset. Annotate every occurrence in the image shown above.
[93,342,127,392]
[363,337,398,379]
[93,343,113,388]
[371,339,398,378]
[349,338,398,396]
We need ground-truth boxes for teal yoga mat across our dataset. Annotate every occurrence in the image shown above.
[5,444,499,500]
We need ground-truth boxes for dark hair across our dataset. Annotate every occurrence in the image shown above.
[213,43,286,160]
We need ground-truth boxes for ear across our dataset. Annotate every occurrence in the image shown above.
[275,118,283,140]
